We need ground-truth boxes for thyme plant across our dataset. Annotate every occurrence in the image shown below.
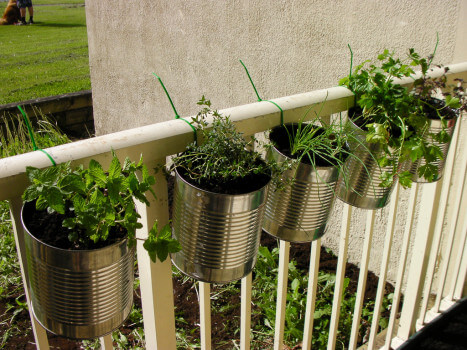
[172,96,284,194]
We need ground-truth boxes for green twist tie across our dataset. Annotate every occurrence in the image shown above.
[239,60,284,125]
[347,44,357,107]
[17,105,56,166]
[153,73,197,142]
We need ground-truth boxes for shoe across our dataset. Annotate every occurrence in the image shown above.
[18,21,27,25]
[28,19,34,24]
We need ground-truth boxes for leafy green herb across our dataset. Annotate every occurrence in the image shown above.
[340,42,466,187]
[22,152,180,262]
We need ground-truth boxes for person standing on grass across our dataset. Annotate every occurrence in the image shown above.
[17,0,33,25]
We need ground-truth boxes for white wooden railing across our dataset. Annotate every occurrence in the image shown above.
[1,63,467,350]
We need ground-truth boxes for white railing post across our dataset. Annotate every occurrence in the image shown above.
[99,335,113,349]
[327,204,352,350]
[241,273,253,350]
[368,185,400,348]
[135,158,177,350]
[199,282,212,350]
[433,166,466,311]
[8,197,50,349]
[302,239,321,350]
[274,240,291,350]
[453,217,467,300]
[349,210,376,350]
[396,181,443,341]
[384,183,419,349]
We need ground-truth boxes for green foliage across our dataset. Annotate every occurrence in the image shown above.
[251,245,391,349]
[171,97,283,194]
[286,113,350,168]
[0,111,71,159]
[0,1,90,104]
[22,152,179,262]
[144,222,181,263]
[340,49,416,188]
[340,43,466,187]
[406,45,467,181]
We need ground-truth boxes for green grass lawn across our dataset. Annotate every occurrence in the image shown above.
[0,0,90,104]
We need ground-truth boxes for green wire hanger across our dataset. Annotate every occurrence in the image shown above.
[346,44,357,107]
[152,73,197,143]
[17,105,56,166]
[239,59,284,125]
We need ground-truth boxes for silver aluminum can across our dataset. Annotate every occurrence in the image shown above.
[22,202,134,339]
[171,169,270,283]
[263,144,338,242]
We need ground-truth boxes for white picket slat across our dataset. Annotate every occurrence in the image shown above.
[418,117,461,320]
[135,159,177,349]
[348,210,376,350]
[241,273,252,350]
[368,185,400,347]
[327,204,352,350]
[384,183,419,349]
[453,217,467,300]
[434,151,467,311]
[199,282,212,350]
[397,181,443,340]
[302,239,321,349]
[8,196,50,350]
[274,240,291,350]
[99,335,113,349]
[446,161,467,301]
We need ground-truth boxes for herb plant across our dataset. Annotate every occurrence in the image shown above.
[405,45,466,181]
[339,49,418,188]
[339,45,464,187]
[22,152,180,262]
[171,96,282,194]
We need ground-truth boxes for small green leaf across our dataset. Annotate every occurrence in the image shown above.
[398,171,413,188]
[44,187,65,214]
[22,186,39,202]
[88,159,107,186]
[108,156,122,180]
[62,218,76,229]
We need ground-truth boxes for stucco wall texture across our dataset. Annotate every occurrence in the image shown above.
[84,0,467,285]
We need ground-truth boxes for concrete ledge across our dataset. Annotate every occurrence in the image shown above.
[0,90,94,139]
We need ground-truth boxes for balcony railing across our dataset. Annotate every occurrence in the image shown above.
[1,62,466,350]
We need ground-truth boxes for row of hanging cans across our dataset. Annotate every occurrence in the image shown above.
[171,117,458,284]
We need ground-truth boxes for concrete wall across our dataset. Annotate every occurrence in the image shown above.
[84,0,467,284]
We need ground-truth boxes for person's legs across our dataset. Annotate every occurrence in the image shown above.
[28,6,34,24]
[19,7,27,25]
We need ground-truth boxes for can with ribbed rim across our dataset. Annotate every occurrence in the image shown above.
[171,169,270,283]
[402,117,457,182]
[335,118,396,209]
[21,201,134,339]
[262,127,340,242]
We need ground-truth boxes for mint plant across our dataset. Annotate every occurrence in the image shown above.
[22,152,180,262]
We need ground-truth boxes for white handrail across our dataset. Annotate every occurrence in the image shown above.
[2,62,466,350]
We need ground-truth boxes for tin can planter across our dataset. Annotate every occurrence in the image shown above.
[21,201,135,339]
[171,169,270,283]
[403,116,458,183]
[335,118,396,210]
[263,125,340,242]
